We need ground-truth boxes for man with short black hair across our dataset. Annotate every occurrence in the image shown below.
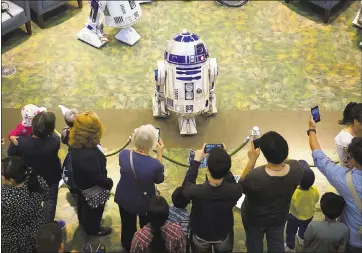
[183,145,243,253]
[240,131,304,253]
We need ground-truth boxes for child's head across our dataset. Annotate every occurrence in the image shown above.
[321,192,346,220]
[64,108,79,127]
[298,160,315,190]
[172,186,190,209]
[21,104,47,127]
[36,222,63,253]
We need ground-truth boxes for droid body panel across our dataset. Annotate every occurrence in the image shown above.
[77,0,142,48]
[152,30,218,135]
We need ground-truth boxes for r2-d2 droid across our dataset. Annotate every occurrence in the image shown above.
[77,0,142,48]
[152,30,218,135]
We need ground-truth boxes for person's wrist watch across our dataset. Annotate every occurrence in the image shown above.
[307,129,316,136]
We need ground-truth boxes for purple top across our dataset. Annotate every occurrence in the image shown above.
[114,149,164,215]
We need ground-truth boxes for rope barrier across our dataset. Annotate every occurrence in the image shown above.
[55,129,250,167]
[54,129,338,168]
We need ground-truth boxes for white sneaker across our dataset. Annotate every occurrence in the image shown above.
[297,235,304,246]
[284,243,295,253]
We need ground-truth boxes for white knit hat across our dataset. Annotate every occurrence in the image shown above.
[21,104,47,127]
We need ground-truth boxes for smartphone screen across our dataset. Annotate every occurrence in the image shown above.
[156,128,160,141]
[311,106,321,123]
[253,138,261,149]
[204,144,224,153]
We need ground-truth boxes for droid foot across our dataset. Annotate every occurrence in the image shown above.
[115,27,141,46]
[179,117,197,135]
[77,27,108,48]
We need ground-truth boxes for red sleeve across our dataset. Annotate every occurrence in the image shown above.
[8,123,24,140]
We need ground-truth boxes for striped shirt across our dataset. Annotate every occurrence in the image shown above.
[168,205,190,238]
[130,221,186,253]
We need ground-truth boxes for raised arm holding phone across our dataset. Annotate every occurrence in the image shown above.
[307,112,362,253]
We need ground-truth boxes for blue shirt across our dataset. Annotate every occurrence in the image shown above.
[114,149,164,215]
[169,205,190,238]
[313,149,362,248]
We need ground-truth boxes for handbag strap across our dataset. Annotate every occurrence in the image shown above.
[130,151,148,197]
[346,170,362,213]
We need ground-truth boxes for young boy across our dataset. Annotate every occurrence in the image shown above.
[303,192,349,253]
[59,105,79,146]
[168,186,190,241]
[36,222,64,253]
[285,160,320,252]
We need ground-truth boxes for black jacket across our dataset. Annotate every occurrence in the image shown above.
[182,160,243,241]
[70,147,113,190]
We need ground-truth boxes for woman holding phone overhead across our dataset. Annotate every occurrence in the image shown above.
[115,124,165,252]
[335,102,362,169]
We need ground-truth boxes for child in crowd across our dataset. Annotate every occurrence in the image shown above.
[8,104,47,145]
[303,192,349,253]
[285,160,320,252]
[168,186,191,248]
[36,222,64,253]
[37,222,106,253]
[59,105,79,146]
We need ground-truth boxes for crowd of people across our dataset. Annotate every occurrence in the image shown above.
[1,102,362,253]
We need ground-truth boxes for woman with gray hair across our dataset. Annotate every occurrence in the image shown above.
[115,124,165,252]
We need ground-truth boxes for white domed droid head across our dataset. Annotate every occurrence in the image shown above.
[152,30,218,135]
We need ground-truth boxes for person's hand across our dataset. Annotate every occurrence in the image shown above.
[309,115,316,129]
[157,138,165,151]
[10,136,18,146]
[1,138,5,145]
[194,144,207,162]
[248,137,260,161]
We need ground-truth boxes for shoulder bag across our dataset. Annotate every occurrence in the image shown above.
[129,150,160,201]
[346,170,362,236]
[65,149,110,209]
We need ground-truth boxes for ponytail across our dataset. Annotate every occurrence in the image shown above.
[147,196,169,253]
[339,102,357,125]
[150,223,167,253]
[338,102,362,125]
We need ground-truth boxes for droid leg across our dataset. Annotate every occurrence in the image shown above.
[178,116,197,135]
[77,0,109,48]
[209,92,218,115]
[115,27,141,46]
[152,62,169,118]
[152,92,169,118]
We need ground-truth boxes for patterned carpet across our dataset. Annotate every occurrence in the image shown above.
[1,0,361,252]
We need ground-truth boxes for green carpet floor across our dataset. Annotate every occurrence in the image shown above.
[1,0,362,252]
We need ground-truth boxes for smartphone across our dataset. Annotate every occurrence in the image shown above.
[311,106,321,123]
[189,149,207,168]
[156,128,160,141]
[253,138,261,149]
[204,144,224,153]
